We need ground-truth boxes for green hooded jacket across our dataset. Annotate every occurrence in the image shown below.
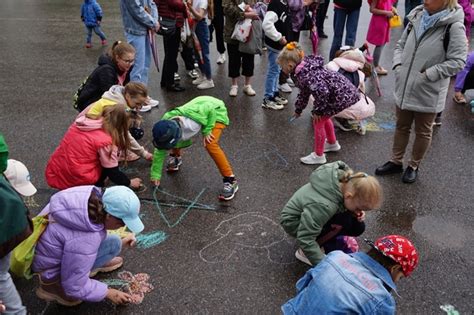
[0,133,8,173]
[280,161,350,266]
[151,96,229,181]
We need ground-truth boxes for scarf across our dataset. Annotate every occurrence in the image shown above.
[417,8,450,38]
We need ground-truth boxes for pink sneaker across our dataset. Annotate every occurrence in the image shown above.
[85,43,92,48]
[101,39,108,46]
[90,256,123,277]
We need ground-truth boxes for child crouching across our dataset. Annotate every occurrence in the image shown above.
[151,96,238,201]
[280,161,382,266]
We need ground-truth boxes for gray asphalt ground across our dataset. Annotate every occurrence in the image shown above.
[1,0,473,314]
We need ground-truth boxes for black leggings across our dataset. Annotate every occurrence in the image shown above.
[461,68,474,93]
[317,212,365,251]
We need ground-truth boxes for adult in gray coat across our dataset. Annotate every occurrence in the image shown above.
[375,0,467,183]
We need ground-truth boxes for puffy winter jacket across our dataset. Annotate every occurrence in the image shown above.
[32,186,108,302]
[45,117,114,190]
[280,161,349,266]
[393,5,467,113]
[76,54,131,111]
[81,0,103,27]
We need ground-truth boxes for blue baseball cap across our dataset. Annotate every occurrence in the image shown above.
[152,120,182,150]
[102,186,144,234]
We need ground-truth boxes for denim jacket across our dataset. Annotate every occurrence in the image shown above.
[282,251,397,315]
[120,0,159,36]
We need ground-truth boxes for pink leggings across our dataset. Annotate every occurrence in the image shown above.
[313,117,337,156]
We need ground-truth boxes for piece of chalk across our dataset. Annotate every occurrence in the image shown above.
[289,116,296,122]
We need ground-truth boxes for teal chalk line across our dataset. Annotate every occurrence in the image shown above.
[136,230,168,249]
[102,279,129,287]
[141,199,216,211]
[152,187,211,228]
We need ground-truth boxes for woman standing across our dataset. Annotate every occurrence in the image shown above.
[375,0,467,183]
[223,0,259,96]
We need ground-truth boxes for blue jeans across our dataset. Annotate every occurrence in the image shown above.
[92,234,122,269]
[125,32,152,85]
[329,7,361,60]
[194,20,211,79]
[264,49,280,99]
[85,25,106,43]
[0,253,26,315]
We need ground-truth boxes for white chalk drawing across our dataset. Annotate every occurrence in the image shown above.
[199,212,296,265]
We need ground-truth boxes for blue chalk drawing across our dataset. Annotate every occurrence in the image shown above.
[440,304,460,315]
[150,187,216,228]
[136,230,168,249]
[235,143,289,168]
[101,279,129,287]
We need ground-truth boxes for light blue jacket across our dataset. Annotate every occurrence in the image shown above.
[120,0,159,36]
[282,251,398,315]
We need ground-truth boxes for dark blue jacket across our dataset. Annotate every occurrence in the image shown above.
[81,0,103,27]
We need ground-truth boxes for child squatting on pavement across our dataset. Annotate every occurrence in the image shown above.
[150,96,238,201]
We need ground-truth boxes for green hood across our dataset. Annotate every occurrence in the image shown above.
[280,161,350,265]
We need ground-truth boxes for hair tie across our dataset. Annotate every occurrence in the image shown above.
[286,42,296,50]
[348,173,368,181]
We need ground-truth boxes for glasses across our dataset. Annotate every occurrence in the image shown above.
[120,57,135,64]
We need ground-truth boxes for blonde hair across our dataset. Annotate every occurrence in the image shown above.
[109,41,135,64]
[340,171,383,210]
[102,104,130,153]
[277,42,305,68]
[445,0,457,9]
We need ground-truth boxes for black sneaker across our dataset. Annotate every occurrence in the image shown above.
[433,116,442,126]
[166,155,182,172]
[219,181,239,201]
[375,161,403,175]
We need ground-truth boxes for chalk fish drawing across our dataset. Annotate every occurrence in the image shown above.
[199,212,295,265]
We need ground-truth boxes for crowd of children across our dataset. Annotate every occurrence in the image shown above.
[2,0,474,312]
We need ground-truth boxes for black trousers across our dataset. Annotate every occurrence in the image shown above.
[161,28,181,88]
[461,68,474,93]
[181,43,196,71]
[316,211,365,248]
[316,0,330,34]
[209,10,226,54]
[227,42,254,78]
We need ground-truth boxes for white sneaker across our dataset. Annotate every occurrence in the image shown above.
[324,141,341,153]
[295,248,312,266]
[197,79,215,90]
[216,54,226,64]
[229,85,238,97]
[139,104,152,112]
[278,83,292,93]
[192,76,205,85]
[174,73,181,81]
[274,95,288,105]
[287,78,295,87]
[146,96,159,108]
[262,98,284,110]
[188,70,199,79]
[243,85,256,96]
[300,152,327,165]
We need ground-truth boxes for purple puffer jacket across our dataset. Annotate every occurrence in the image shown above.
[32,185,108,302]
[293,55,359,116]
[454,51,474,92]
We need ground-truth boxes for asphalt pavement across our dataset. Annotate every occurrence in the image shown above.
[0,0,473,314]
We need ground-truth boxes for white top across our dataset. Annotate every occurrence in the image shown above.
[177,116,202,140]
[192,0,208,22]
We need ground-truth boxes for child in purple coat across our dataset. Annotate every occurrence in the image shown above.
[278,42,359,165]
[453,51,474,104]
[32,185,144,306]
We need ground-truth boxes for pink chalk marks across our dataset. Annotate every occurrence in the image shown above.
[103,271,154,304]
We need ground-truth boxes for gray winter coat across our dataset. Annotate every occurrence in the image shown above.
[393,5,467,113]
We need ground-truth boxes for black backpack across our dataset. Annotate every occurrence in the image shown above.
[406,22,452,52]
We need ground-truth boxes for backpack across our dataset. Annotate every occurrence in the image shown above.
[406,22,452,52]
[338,68,360,89]
[73,76,89,111]
[10,215,49,279]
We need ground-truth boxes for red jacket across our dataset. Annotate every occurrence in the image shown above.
[45,124,112,190]
[155,0,187,28]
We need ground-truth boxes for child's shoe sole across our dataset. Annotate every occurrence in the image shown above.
[218,185,239,201]
[36,287,82,306]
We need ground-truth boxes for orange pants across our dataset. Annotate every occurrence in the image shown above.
[171,123,234,177]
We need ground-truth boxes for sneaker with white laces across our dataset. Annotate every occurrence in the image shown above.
[243,85,256,96]
[192,76,206,85]
[174,73,181,81]
[278,83,292,93]
[219,181,239,201]
[295,248,312,266]
[262,98,284,110]
[229,85,238,97]
[216,53,226,64]
[197,79,215,90]
[188,69,199,79]
[324,141,341,152]
[166,155,182,172]
[139,104,152,112]
[274,95,288,105]
[300,152,327,164]
[287,78,295,87]
[146,96,160,108]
